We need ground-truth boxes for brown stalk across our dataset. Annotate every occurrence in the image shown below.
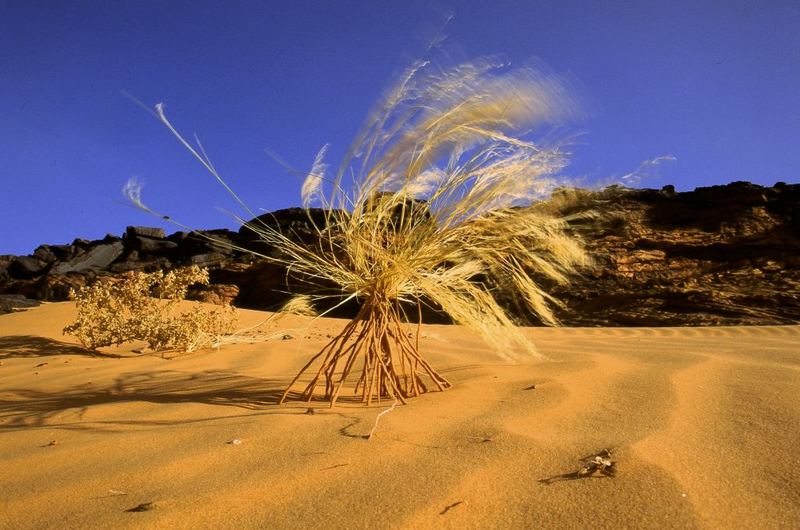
[279,295,451,407]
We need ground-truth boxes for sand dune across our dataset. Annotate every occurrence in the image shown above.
[1,302,798,528]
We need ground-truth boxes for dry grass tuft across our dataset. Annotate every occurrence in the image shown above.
[132,57,593,405]
[64,266,237,354]
[281,295,318,317]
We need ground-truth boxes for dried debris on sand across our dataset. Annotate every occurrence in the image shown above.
[540,448,617,485]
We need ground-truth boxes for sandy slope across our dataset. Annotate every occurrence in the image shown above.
[1,302,798,529]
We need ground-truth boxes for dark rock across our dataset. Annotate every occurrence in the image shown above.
[0,255,12,275]
[10,274,88,301]
[212,260,290,310]
[0,294,41,314]
[51,242,124,274]
[108,261,139,273]
[123,226,175,254]
[196,231,237,255]
[187,283,239,305]
[8,256,48,279]
[71,238,94,250]
[126,226,166,239]
[238,207,334,252]
[189,252,227,267]
[170,230,238,259]
[110,255,173,273]
[33,245,59,264]
[166,230,189,243]
[50,245,77,260]
[136,237,178,254]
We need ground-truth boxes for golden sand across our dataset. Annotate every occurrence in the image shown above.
[1,302,798,528]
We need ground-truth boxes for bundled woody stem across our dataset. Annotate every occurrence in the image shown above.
[280,296,450,406]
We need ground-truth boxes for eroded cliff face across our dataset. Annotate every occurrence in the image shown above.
[549,182,800,325]
[2,182,798,326]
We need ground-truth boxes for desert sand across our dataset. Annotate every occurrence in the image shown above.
[1,302,799,529]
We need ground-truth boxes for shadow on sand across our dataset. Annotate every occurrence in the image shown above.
[538,471,613,485]
[0,368,321,430]
[0,335,410,433]
[0,335,119,359]
[1,369,384,435]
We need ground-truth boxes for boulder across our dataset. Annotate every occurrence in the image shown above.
[238,207,334,252]
[126,226,166,239]
[188,283,240,306]
[7,256,48,279]
[72,238,93,249]
[123,226,176,254]
[33,245,59,264]
[136,237,178,254]
[0,294,41,314]
[168,230,237,261]
[51,242,124,274]
[189,252,227,267]
[10,273,87,301]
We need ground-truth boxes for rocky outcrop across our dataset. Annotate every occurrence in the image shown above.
[2,182,798,325]
[548,181,800,326]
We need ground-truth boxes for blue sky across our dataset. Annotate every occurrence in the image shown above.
[1,0,798,255]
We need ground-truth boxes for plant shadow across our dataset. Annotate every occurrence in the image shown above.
[0,335,119,359]
[0,336,412,436]
[0,369,299,431]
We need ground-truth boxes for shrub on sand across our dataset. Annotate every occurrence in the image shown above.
[132,58,592,405]
[64,266,237,354]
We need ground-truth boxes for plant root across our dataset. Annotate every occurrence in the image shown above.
[279,298,450,407]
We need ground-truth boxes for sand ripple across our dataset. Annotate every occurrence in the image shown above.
[1,303,798,528]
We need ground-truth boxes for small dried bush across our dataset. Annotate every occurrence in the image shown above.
[64,266,237,353]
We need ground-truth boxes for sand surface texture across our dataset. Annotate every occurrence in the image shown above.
[1,302,799,529]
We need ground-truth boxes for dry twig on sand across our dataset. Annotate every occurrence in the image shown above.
[539,448,617,485]
[577,448,617,477]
